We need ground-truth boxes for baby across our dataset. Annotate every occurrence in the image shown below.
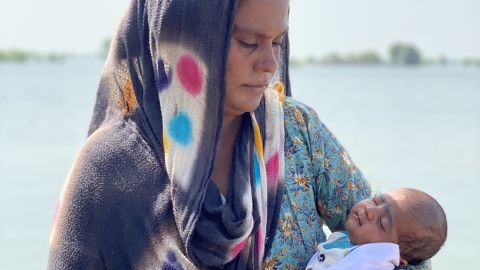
[306,188,447,270]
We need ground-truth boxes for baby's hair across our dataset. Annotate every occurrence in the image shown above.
[397,188,447,265]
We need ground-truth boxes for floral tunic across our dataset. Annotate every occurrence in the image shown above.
[264,98,431,270]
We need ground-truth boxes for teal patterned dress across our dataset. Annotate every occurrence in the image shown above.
[264,97,431,270]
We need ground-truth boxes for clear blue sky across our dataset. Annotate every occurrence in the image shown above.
[1,0,479,59]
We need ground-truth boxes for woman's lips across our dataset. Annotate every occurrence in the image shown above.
[243,84,268,94]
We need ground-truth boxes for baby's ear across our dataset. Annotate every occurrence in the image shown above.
[399,257,408,266]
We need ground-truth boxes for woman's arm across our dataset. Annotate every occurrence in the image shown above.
[299,102,432,270]
[298,103,371,231]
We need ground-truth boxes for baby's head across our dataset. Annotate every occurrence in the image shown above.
[346,188,447,266]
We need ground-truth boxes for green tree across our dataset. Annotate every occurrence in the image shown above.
[0,49,30,62]
[462,58,480,66]
[320,52,344,64]
[389,42,422,65]
[346,51,383,64]
[437,54,448,65]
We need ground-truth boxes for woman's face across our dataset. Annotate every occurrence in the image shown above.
[224,0,289,117]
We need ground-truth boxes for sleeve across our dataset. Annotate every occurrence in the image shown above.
[48,154,107,269]
[296,101,432,270]
[48,122,163,270]
[328,243,400,270]
[47,126,126,269]
[301,104,371,231]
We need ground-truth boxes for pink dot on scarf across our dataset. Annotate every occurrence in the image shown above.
[177,55,204,96]
[266,152,279,184]
[231,239,247,258]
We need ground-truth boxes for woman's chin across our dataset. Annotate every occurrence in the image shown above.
[248,100,263,112]
[248,95,265,111]
[231,100,263,115]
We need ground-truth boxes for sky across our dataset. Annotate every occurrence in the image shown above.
[1,0,479,60]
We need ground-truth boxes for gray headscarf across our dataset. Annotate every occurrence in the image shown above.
[48,0,291,269]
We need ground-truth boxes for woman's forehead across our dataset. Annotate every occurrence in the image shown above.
[234,0,289,37]
[237,0,289,8]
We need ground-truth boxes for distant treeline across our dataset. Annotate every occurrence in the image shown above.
[0,49,67,62]
[2,41,480,67]
[291,42,480,67]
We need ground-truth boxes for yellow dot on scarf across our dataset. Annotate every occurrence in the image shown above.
[163,132,169,153]
[274,82,285,105]
[252,121,264,160]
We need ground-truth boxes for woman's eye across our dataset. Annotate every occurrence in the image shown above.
[273,37,284,47]
[272,40,282,47]
[239,40,257,49]
[372,198,378,205]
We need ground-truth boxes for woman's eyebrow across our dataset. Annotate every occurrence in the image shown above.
[233,25,289,38]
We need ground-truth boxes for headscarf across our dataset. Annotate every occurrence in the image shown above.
[50,0,291,269]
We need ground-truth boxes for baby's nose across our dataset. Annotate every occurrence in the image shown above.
[365,205,379,219]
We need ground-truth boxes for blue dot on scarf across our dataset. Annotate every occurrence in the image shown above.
[168,111,193,145]
[161,251,184,270]
[167,251,177,262]
[253,152,261,186]
[162,261,184,270]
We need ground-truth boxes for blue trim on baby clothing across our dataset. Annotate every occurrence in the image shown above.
[322,231,356,250]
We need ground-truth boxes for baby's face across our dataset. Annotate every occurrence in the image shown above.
[346,189,412,245]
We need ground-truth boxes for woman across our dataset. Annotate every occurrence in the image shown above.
[48,0,429,269]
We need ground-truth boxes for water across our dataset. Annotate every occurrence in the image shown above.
[1,61,479,269]
[0,60,101,269]
[291,65,480,269]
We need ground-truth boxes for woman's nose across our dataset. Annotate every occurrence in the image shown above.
[255,45,277,74]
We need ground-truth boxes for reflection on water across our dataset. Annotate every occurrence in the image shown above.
[1,61,479,269]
